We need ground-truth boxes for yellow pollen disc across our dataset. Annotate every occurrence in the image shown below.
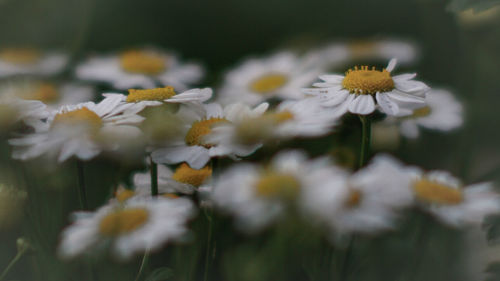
[0,48,41,64]
[162,193,180,199]
[99,208,149,237]
[342,66,394,95]
[172,163,212,187]
[413,179,464,205]
[52,107,103,133]
[185,117,229,148]
[255,172,301,200]
[410,106,431,118]
[265,110,294,124]
[115,189,136,203]
[344,189,363,208]
[126,86,176,103]
[23,83,59,103]
[250,73,288,94]
[120,50,166,75]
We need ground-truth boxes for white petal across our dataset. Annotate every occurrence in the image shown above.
[348,95,375,115]
[386,58,397,72]
[376,92,399,115]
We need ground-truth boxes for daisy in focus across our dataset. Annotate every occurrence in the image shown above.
[302,58,430,116]
[389,89,463,138]
[9,95,145,162]
[0,48,68,77]
[411,169,500,226]
[211,150,343,233]
[58,196,195,260]
[217,51,323,106]
[151,102,268,169]
[302,155,413,235]
[75,48,204,90]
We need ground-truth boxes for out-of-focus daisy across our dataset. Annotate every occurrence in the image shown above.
[0,48,68,77]
[411,169,500,226]
[212,150,343,233]
[0,79,94,110]
[217,51,322,106]
[391,89,463,138]
[0,96,48,131]
[208,98,338,146]
[9,95,144,162]
[151,102,268,169]
[58,197,195,260]
[76,48,203,90]
[302,155,413,235]
[302,58,430,116]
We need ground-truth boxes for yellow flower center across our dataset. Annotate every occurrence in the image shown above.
[21,82,59,103]
[250,73,288,94]
[120,50,166,75]
[342,66,394,95]
[162,193,179,199]
[0,48,41,64]
[99,208,149,237]
[264,110,294,123]
[413,179,464,205]
[126,86,176,103]
[115,189,136,203]
[255,171,301,200]
[52,107,103,134]
[172,163,212,187]
[348,41,377,58]
[344,189,363,208]
[184,117,229,148]
[410,106,431,118]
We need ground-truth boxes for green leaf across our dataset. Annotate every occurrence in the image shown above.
[144,267,173,281]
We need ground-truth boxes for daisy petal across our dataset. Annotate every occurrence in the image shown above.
[376,92,399,115]
[348,95,375,115]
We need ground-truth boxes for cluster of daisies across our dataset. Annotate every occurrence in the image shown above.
[0,39,491,262]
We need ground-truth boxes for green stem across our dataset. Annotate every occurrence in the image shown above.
[76,160,88,210]
[0,248,27,281]
[134,249,150,281]
[339,236,355,281]
[358,115,372,169]
[203,209,213,281]
[150,157,158,197]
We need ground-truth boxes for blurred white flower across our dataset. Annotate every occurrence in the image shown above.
[151,102,268,169]
[0,96,49,130]
[410,169,500,227]
[302,154,413,235]
[217,51,322,106]
[390,89,463,138]
[58,197,195,260]
[9,95,144,162]
[76,48,203,90]
[302,58,430,116]
[212,150,343,233]
[0,48,68,77]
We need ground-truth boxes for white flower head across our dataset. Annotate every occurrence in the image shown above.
[76,48,204,90]
[302,154,413,235]
[212,150,343,233]
[411,169,500,227]
[0,96,49,130]
[0,48,68,77]
[217,51,323,106]
[151,102,268,169]
[9,95,145,162]
[302,58,430,116]
[58,197,195,260]
[393,89,464,138]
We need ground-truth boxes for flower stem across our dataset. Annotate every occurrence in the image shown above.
[358,115,372,169]
[339,236,355,281]
[149,156,158,197]
[134,249,150,281]
[76,160,88,210]
[203,209,213,281]
[0,247,27,281]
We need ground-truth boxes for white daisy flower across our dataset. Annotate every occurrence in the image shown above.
[217,51,322,106]
[0,96,49,130]
[58,197,195,260]
[75,48,203,90]
[151,102,268,169]
[0,79,94,110]
[212,150,343,233]
[410,169,500,227]
[0,48,68,77]
[302,58,430,116]
[302,154,413,235]
[9,94,144,162]
[392,89,463,138]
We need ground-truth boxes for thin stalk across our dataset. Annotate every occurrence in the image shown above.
[0,247,27,281]
[134,249,150,281]
[76,160,88,210]
[339,236,355,281]
[149,157,158,197]
[203,209,213,281]
[358,115,372,169]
